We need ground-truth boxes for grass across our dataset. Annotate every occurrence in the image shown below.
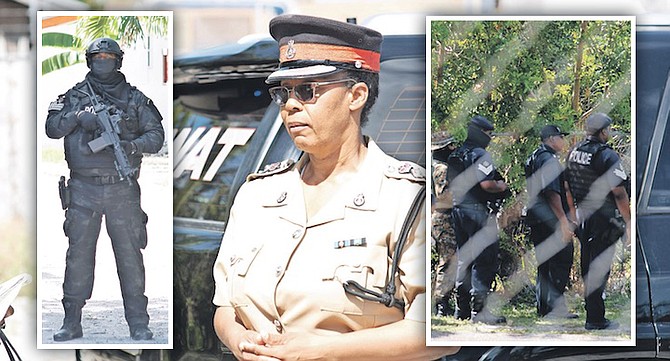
[431,292,631,339]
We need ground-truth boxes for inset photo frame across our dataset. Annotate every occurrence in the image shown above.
[427,16,635,347]
[37,11,173,349]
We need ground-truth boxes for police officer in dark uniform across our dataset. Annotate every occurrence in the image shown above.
[431,133,457,317]
[566,112,630,330]
[46,37,165,341]
[447,116,510,324]
[525,125,578,319]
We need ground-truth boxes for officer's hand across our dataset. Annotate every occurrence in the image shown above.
[238,332,322,361]
[232,330,272,361]
[76,111,99,132]
[120,140,139,155]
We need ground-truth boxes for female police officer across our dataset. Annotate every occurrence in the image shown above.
[212,14,458,361]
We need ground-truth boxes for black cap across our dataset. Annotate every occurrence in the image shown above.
[469,115,494,131]
[266,14,383,83]
[586,112,613,134]
[431,131,455,151]
[540,125,569,140]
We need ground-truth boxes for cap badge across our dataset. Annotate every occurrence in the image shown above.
[286,40,296,60]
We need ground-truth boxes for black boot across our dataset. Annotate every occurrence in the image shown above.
[53,300,83,342]
[130,324,153,340]
[453,285,472,320]
[471,294,506,325]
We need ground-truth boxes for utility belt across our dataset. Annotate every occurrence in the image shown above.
[71,171,128,185]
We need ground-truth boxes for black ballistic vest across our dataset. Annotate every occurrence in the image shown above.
[447,144,488,206]
[566,139,609,206]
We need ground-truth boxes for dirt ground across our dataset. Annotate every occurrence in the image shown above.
[38,155,172,348]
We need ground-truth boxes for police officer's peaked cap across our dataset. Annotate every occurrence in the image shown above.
[469,115,494,131]
[540,125,569,140]
[586,112,613,134]
[266,14,383,83]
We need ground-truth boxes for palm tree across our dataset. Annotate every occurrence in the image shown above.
[42,15,168,75]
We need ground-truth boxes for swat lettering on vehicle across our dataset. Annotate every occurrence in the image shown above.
[174,127,255,181]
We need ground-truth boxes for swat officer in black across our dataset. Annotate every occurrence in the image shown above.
[447,116,510,324]
[566,113,630,330]
[45,37,165,341]
[525,125,578,319]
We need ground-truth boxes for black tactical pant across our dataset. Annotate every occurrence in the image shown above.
[578,206,624,324]
[528,217,574,316]
[62,176,150,329]
[452,204,499,319]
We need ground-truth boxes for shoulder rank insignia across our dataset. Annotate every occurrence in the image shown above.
[48,95,65,112]
[247,159,296,181]
[386,161,426,183]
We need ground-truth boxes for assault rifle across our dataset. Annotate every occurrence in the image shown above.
[75,82,137,184]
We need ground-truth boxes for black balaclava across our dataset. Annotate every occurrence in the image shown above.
[86,55,130,111]
[90,58,118,81]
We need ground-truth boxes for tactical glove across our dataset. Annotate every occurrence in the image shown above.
[120,140,139,155]
[77,111,100,132]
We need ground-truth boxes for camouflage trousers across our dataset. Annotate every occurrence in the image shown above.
[62,176,150,328]
[431,210,457,301]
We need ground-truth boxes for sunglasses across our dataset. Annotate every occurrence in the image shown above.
[269,78,356,106]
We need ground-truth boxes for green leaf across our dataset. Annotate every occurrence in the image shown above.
[42,32,83,49]
[42,51,84,75]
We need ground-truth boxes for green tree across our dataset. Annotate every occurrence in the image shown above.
[42,15,168,75]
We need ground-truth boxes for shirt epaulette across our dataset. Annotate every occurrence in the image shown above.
[247,159,296,181]
[385,161,426,183]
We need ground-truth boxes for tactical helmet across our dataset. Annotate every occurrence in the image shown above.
[85,37,124,69]
[466,115,494,148]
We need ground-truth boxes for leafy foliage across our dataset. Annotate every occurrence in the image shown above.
[431,20,631,192]
[430,20,632,320]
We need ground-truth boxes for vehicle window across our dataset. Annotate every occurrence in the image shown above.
[365,57,426,167]
[173,101,266,222]
[637,29,670,210]
[649,115,670,207]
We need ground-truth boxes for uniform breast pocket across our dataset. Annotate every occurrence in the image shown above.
[319,245,389,316]
[228,243,263,305]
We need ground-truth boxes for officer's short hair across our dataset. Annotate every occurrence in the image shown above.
[343,69,379,126]
[586,112,613,135]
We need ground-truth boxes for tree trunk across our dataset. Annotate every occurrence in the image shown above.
[572,21,588,115]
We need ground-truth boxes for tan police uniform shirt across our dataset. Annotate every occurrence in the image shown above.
[213,139,426,335]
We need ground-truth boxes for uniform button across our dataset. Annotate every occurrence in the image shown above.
[387,165,396,173]
[273,319,284,333]
[251,247,257,253]
[277,191,287,204]
[275,266,283,277]
[353,193,365,207]
[292,229,303,239]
